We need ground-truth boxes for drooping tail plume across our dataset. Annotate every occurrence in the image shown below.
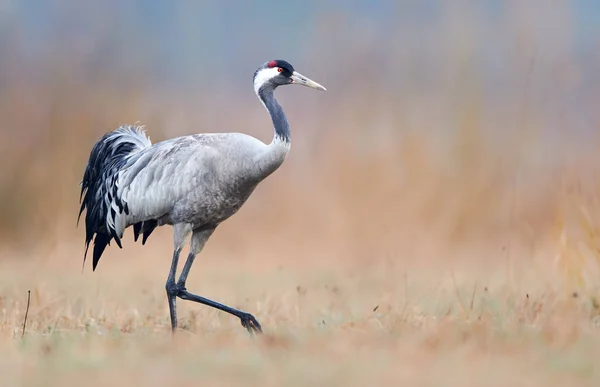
[78,124,152,271]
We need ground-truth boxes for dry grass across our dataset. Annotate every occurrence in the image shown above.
[0,232,598,386]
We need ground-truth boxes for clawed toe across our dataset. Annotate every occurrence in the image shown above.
[240,313,263,334]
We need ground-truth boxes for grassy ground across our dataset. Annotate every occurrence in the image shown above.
[0,234,599,387]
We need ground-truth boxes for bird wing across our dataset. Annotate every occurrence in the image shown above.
[109,135,221,238]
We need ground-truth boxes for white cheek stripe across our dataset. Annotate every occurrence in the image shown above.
[253,67,280,96]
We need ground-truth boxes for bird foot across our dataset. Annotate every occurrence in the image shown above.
[240,313,263,335]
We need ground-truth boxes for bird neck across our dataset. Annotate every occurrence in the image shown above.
[253,86,291,178]
[258,86,291,145]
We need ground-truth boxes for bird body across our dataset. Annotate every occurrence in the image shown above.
[116,131,285,235]
[78,59,326,334]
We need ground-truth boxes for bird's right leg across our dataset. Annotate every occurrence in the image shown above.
[175,226,263,335]
[165,223,192,333]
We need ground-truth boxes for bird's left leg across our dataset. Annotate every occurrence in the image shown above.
[176,225,263,335]
[166,247,182,332]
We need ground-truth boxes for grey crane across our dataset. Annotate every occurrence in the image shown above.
[78,60,326,334]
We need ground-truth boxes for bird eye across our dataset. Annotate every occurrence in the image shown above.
[277,68,283,73]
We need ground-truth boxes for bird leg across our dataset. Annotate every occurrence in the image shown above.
[177,288,263,334]
[165,247,182,332]
[175,227,263,335]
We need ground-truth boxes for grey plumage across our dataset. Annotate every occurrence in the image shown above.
[79,129,286,270]
[78,59,326,334]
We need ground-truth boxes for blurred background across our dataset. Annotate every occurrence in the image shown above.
[1,0,600,290]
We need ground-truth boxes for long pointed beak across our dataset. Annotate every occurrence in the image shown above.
[290,71,327,91]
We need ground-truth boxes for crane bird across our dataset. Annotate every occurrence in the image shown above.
[78,60,326,334]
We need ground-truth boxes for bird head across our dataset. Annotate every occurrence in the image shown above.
[253,60,326,95]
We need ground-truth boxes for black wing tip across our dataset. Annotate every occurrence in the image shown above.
[133,222,142,242]
[92,233,111,271]
[82,241,91,271]
[142,220,158,245]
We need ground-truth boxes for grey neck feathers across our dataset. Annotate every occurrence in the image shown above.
[254,85,291,179]
[259,85,290,144]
